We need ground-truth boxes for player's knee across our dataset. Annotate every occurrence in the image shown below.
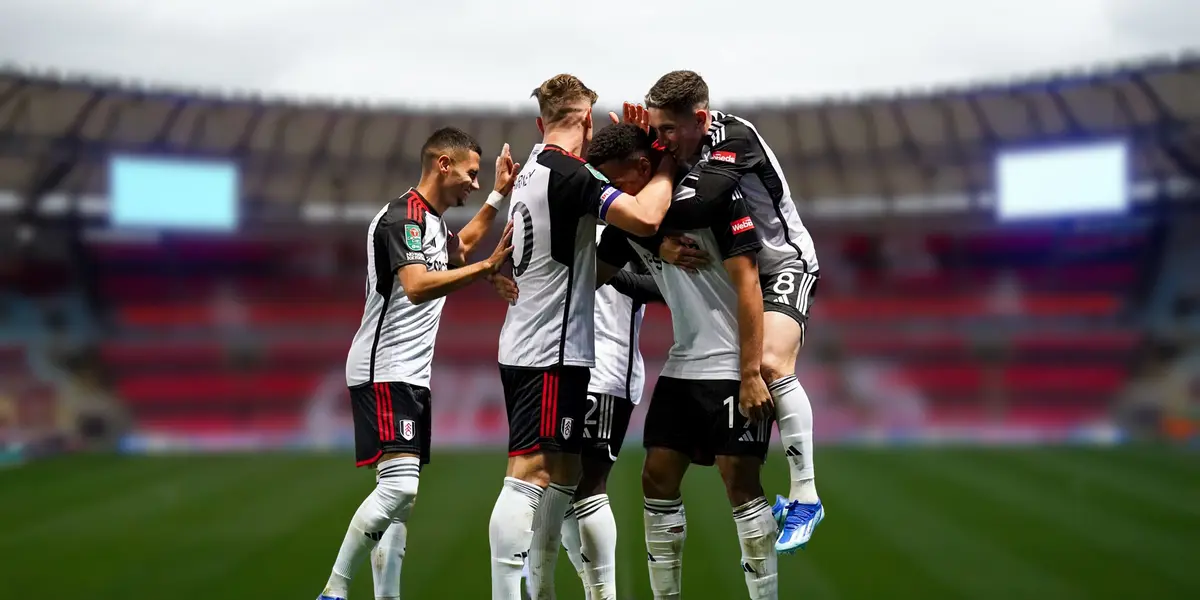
[576,459,611,498]
[641,465,680,500]
[544,450,583,486]
[761,359,789,386]
[508,454,551,488]
[717,458,764,506]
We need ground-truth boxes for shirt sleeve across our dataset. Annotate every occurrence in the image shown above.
[596,225,637,268]
[567,161,624,221]
[661,128,762,231]
[606,269,665,304]
[380,215,428,273]
[710,196,762,260]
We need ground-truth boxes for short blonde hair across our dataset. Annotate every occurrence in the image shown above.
[531,74,599,126]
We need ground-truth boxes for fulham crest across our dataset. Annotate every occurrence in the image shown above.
[561,417,574,440]
[400,419,416,441]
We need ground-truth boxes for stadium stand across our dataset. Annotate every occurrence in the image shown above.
[0,55,1197,446]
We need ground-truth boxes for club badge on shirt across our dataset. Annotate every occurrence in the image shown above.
[404,224,422,251]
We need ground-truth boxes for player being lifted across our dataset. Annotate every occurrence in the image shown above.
[633,70,825,553]
[489,74,677,600]
[590,122,780,599]
[318,128,519,600]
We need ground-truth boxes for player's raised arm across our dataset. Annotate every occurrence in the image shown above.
[396,221,514,305]
[597,153,675,237]
[452,143,521,265]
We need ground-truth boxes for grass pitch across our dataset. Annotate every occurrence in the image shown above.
[2,446,1197,599]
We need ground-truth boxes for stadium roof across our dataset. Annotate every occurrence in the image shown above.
[0,54,1197,223]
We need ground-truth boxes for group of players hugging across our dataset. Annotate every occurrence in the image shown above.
[319,70,824,600]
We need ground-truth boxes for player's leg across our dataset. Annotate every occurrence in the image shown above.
[714,380,779,600]
[717,455,778,600]
[560,393,634,599]
[760,270,824,552]
[320,383,424,600]
[641,377,699,600]
[368,385,432,600]
[642,447,690,600]
[526,367,589,600]
[371,517,406,600]
[491,368,550,600]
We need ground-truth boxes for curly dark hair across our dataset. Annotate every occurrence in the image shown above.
[644,70,709,114]
[586,123,655,167]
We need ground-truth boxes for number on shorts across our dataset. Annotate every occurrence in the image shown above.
[771,272,796,305]
[723,396,735,428]
[585,393,600,434]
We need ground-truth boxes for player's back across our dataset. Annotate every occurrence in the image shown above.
[346,191,450,388]
[498,144,603,369]
[704,110,819,275]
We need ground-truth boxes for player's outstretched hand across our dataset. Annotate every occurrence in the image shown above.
[660,235,709,273]
[485,221,515,273]
[738,375,774,424]
[487,273,519,304]
[494,143,521,197]
[608,102,651,133]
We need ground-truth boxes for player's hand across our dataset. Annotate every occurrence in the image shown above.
[738,374,774,424]
[660,235,709,273]
[484,221,514,273]
[487,273,519,304]
[493,143,521,197]
[608,102,651,133]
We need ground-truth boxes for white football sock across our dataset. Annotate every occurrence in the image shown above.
[771,375,819,503]
[733,497,779,600]
[644,496,686,600]
[370,519,406,600]
[528,482,576,599]
[576,494,618,600]
[560,505,587,581]
[323,457,420,599]
[489,477,542,600]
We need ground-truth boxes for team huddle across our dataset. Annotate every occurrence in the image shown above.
[320,71,824,600]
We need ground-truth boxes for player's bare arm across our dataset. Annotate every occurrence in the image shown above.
[451,144,521,266]
[725,253,772,423]
[598,152,677,237]
[399,221,513,305]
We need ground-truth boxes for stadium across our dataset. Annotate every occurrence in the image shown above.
[2,48,1199,599]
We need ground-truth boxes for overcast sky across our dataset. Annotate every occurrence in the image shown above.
[1,0,1196,110]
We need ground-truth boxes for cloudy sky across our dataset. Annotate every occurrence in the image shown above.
[1,0,1196,110]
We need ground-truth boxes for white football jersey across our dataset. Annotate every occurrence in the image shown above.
[598,176,762,381]
[498,144,619,369]
[346,189,451,388]
[590,226,647,404]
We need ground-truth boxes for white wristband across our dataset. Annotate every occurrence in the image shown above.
[485,190,506,209]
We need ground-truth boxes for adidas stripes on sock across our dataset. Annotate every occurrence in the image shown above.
[771,375,819,503]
